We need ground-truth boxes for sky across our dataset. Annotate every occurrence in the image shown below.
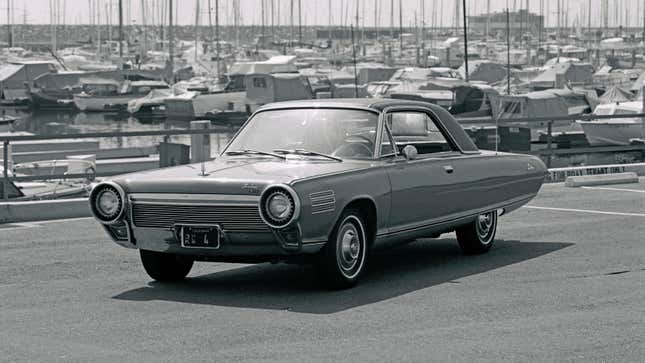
[2,0,645,29]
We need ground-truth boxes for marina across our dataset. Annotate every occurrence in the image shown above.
[1,1,645,362]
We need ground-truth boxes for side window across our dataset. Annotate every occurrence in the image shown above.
[384,111,455,156]
[252,77,267,88]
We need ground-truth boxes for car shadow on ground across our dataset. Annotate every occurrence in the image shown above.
[113,238,573,314]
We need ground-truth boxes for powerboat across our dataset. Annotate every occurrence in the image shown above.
[577,102,644,146]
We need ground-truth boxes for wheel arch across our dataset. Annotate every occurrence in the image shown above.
[332,196,378,247]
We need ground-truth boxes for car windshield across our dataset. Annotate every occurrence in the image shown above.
[225,108,379,160]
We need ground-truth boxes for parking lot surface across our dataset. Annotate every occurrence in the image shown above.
[1,181,644,362]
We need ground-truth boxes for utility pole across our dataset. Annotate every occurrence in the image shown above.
[462,0,468,82]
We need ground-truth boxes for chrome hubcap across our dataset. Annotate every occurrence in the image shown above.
[476,212,495,243]
[336,219,364,277]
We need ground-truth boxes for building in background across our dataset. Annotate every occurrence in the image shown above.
[468,9,544,37]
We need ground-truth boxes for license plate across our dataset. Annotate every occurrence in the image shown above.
[178,225,221,249]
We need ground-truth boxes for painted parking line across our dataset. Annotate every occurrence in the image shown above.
[581,186,645,194]
[524,205,645,218]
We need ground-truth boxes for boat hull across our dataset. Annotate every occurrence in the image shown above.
[73,95,138,112]
[578,120,643,146]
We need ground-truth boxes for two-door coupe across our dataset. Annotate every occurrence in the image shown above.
[90,99,547,288]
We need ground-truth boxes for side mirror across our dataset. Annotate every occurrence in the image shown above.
[402,145,418,161]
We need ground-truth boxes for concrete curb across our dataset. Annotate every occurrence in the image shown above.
[0,198,90,224]
[564,172,640,187]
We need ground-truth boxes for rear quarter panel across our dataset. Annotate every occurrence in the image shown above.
[453,151,547,213]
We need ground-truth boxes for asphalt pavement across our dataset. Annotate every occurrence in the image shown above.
[1,181,644,362]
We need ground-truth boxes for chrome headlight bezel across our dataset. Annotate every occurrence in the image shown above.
[89,181,126,225]
[259,184,300,229]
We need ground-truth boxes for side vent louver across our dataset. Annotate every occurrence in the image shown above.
[309,190,336,214]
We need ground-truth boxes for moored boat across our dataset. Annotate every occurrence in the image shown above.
[73,80,169,112]
[577,102,644,146]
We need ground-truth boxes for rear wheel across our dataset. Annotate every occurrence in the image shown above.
[456,211,498,254]
[140,250,194,282]
[316,209,369,289]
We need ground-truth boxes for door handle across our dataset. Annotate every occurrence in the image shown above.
[443,165,454,174]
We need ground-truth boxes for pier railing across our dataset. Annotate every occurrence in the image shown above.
[2,112,645,201]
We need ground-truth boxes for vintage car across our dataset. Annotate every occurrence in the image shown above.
[89,99,547,288]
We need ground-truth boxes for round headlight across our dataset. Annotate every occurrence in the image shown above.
[268,192,293,221]
[97,189,120,217]
[89,183,125,224]
[259,185,300,229]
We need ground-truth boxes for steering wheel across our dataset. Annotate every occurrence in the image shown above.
[332,135,374,158]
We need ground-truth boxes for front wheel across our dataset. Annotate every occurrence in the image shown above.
[456,210,498,255]
[316,209,369,289]
[140,250,194,282]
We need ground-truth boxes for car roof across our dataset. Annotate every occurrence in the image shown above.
[256,98,480,154]
[257,98,447,113]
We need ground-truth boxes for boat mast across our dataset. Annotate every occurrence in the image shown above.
[390,0,393,39]
[642,0,645,56]
[7,0,13,47]
[298,0,302,43]
[140,0,147,61]
[462,0,468,81]
[506,7,511,95]
[168,0,174,83]
[289,0,293,46]
[118,0,124,59]
[194,0,200,61]
[215,0,220,77]
[486,0,490,37]
[398,0,402,51]
[374,0,378,42]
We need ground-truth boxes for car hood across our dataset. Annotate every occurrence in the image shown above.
[113,157,372,195]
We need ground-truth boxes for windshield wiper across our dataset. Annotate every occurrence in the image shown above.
[273,149,343,162]
[225,149,286,159]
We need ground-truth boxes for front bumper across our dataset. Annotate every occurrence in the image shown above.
[99,192,326,258]
[104,222,324,257]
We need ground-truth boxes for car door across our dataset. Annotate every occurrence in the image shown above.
[381,108,466,234]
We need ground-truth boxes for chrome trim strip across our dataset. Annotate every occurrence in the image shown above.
[379,105,467,154]
[379,193,537,236]
[129,193,260,202]
[312,208,336,215]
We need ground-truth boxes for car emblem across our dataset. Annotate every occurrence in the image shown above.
[242,183,260,194]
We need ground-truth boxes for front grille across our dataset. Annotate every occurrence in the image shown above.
[131,203,270,232]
